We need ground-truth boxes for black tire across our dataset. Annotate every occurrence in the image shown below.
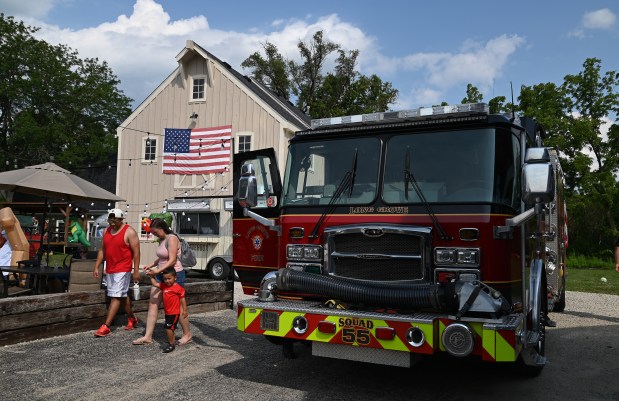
[516,276,547,377]
[552,273,566,312]
[207,258,230,280]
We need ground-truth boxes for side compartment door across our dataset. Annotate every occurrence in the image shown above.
[232,148,282,295]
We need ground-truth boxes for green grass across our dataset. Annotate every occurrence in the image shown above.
[567,254,612,269]
[566,267,619,295]
[563,254,618,295]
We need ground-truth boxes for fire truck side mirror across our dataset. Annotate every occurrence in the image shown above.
[522,161,555,204]
[238,163,258,208]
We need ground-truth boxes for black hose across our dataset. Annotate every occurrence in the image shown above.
[277,269,446,310]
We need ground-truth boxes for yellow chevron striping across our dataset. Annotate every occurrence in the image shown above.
[240,306,261,331]
[495,332,517,361]
[482,327,496,360]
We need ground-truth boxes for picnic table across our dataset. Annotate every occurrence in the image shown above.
[1,264,69,295]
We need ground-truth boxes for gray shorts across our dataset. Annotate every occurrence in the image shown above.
[105,272,131,297]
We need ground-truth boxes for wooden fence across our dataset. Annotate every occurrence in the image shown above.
[0,280,233,346]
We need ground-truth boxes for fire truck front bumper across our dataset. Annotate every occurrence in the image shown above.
[238,299,524,364]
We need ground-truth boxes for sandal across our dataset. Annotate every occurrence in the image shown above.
[132,338,153,345]
[163,344,175,353]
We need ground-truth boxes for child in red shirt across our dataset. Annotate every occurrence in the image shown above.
[150,267,188,353]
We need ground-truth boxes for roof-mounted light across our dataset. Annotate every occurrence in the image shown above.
[310,103,489,129]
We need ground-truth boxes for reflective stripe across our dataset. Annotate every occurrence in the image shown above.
[239,306,519,360]
[495,330,517,362]
[482,327,496,361]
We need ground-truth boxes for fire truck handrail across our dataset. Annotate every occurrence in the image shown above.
[506,208,536,227]
[242,208,281,233]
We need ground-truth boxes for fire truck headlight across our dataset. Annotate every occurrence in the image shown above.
[435,248,480,267]
[287,244,323,261]
[287,245,304,259]
[303,246,322,260]
[457,249,479,265]
[435,248,456,264]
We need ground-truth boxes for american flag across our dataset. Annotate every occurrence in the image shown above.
[162,125,232,175]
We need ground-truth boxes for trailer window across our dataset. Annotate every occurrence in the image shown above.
[177,212,220,235]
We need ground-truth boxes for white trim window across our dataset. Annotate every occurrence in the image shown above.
[191,75,207,102]
[142,135,157,164]
[236,132,253,153]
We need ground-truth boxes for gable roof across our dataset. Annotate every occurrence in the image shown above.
[182,40,310,129]
[122,40,310,130]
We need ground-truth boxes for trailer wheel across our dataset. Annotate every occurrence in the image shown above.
[207,258,230,280]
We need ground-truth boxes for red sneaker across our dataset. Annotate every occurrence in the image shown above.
[94,324,111,337]
[125,317,138,331]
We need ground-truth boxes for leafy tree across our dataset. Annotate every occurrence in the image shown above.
[0,14,132,171]
[461,84,511,113]
[461,83,483,104]
[310,49,397,117]
[519,58,619,255]
[241,30,398,117]
[241,41,291,99]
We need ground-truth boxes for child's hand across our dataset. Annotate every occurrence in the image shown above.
[182,312,188,319]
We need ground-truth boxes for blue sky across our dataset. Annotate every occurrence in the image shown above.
[1,0,618,113]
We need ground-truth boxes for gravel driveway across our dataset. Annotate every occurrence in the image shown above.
[1,288,617,401]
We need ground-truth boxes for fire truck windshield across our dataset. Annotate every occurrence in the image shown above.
[282,128,520,209]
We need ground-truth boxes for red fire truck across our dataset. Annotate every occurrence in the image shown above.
[232,103,567,376]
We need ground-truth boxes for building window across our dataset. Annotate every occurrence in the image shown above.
[142,136,157,164]
[177,212,220,235]
[237,133,252,153]
[192,77,206,101]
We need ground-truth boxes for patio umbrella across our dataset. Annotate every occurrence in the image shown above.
[0,162,124,263]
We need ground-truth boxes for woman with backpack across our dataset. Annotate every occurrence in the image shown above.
[132,218,192,346]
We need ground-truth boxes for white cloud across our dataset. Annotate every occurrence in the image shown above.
[569,8,617,38]
[0,0,57,19]
[389,35,524,106]
[582,8,617,30]
[19,0,522,110]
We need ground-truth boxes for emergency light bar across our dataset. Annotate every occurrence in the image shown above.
[310,102,490,129]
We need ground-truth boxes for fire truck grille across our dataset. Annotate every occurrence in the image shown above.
[332,257,423,281]
[333,233,421,254]
[326,226,429,282]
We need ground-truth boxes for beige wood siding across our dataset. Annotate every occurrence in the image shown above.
[116,48,305,270]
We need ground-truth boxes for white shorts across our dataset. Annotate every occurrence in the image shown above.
[105,272,131,298]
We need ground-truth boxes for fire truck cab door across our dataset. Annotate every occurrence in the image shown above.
[232,148,282,294]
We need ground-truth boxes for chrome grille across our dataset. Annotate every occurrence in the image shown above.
[333,233,421,254]
[325,224,430,282]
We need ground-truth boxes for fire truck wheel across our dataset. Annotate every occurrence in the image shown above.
[207,258,230,280]
[515,280,547,377]
[552,275,566,312]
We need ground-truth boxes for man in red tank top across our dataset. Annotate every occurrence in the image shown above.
[93,209,141,337]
